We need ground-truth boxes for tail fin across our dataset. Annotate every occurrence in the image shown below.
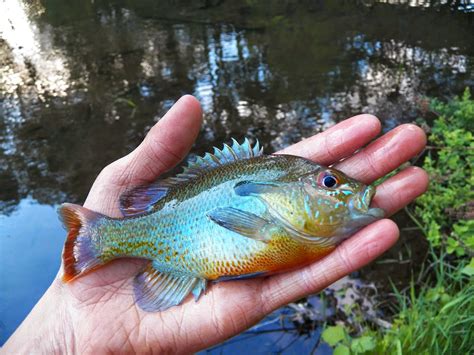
[58,203,105,282]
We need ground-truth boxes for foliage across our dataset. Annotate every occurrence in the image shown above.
[321,90,474,354]
[368,254,474,354]
[414,88,474,257]
[321,325,375,354]
[321,255,473,354]
[322,325,347,347]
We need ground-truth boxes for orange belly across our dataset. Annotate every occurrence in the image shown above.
[205,235,335,279]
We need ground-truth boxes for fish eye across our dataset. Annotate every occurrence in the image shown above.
[320,173,338,188]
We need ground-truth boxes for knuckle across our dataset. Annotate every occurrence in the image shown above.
[336,245,354,273]
[299,266,319,295]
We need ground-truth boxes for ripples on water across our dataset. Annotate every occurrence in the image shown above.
[0,0,473,350]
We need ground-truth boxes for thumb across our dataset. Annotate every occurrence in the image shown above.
[84,95,202,214]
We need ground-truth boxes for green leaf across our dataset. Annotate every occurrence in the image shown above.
[334,344,350,355]
[322,325,346,346]
[350,336,376,353]
[446,237,459,254]
[466,235,474,249]
[461,258,474,277]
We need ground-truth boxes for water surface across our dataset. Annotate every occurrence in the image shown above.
[1,0,473,350]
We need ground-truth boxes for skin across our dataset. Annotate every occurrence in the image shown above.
[2,95,428,354]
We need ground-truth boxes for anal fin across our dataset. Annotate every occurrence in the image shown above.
[133,262,206,312]
[192,278,207,301]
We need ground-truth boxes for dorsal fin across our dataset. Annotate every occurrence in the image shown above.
[119,183,171,216]
[166,138,263,184]
[119,138,263,216]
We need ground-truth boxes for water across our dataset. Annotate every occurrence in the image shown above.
[0,199,63,342]
[1,0,473,350]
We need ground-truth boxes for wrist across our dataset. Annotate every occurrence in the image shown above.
[2,279,75,354]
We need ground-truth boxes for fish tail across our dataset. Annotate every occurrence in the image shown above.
[58,203,105,282]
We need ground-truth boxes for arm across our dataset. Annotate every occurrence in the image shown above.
[2,95,428,354]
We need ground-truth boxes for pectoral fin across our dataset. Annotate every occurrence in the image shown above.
[208,207,272,242]
[133,262,206,312]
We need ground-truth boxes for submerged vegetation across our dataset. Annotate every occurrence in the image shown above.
[322,89,474,354]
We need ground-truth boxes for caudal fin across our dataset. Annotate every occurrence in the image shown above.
[58,203,104,282]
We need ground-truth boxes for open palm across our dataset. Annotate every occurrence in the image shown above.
[4,95,428,354]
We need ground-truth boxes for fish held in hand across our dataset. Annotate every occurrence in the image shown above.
[58,139,384,312]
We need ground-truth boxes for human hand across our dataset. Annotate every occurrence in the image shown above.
[3,95,428,354]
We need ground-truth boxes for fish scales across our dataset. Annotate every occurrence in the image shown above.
[58,139,384,311]
[96,155,316,276]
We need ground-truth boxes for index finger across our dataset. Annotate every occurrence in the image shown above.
[278,114,381,165]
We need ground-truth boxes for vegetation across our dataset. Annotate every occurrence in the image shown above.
[415,88,474,257]
[322,255,473,354]
[322,89,474,354]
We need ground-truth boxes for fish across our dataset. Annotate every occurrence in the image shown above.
[58,138,384,312]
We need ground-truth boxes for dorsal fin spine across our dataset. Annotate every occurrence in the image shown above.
[179,138,263,177]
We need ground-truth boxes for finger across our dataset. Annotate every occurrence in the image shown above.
[113,95,203,184]
[335,124,426,183]
[261,218,399,313]
[373,166,429,216]
[278,114,381,165]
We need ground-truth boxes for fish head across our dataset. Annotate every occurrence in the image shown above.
[248,166,384,243]
[298,167,384,237]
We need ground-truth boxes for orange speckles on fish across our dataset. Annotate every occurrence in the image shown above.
[58,138,384,312]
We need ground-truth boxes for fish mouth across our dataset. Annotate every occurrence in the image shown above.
[324,185,384,245]
[350,206,384,222]
[351,185,385,220]
[364,185,385,219]
[362,185,376,207]
[366,207,385,219]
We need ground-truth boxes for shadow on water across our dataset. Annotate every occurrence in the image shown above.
[0,0,473,350]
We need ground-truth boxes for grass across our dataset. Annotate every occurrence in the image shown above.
[320,254,473,354]
[372,254,473,354]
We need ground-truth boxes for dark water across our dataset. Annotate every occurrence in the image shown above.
[1,0,473,350]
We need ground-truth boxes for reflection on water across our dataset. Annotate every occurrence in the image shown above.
[1,0,473,212]
[0,0,70,100]
[0,0,473,348]
[379,0,474,12]
[0,199,63,343]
